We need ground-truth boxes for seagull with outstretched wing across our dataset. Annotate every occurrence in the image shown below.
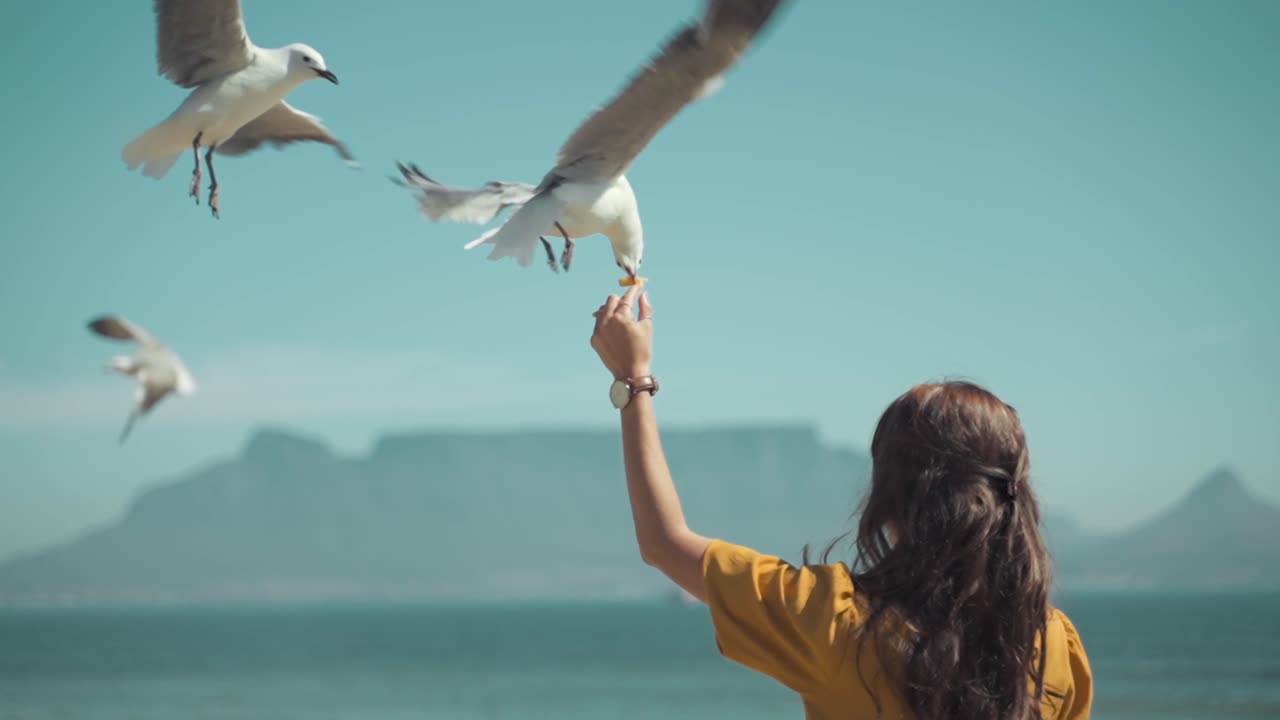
[395,0,788,285]
[123,0,356,219]
[87,315,196,444]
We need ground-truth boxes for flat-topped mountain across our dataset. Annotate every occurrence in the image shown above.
[1,430,1273,605]
[0,426,868,605]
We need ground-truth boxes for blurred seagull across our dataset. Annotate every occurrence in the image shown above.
[394,0,788,285]
[122,0,357,219]
[87,315,196,444]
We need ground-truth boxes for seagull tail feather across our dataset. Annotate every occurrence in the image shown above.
[141,153,182,180]
[122,121,187,179]
[463,191,566,269]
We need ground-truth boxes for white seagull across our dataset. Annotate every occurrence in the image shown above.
[394,0,787,285]
[87,315,196,444]
[122,0,357,219]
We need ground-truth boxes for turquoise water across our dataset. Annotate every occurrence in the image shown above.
[1,593,1277,719]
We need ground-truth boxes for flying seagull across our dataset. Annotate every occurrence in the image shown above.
[122,0,358,219]
[394,0,788,285]
[87,315,196,444]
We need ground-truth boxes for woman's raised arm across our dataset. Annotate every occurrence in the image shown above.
[591,286,711,601]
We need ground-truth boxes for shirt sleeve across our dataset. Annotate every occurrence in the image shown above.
[1055,612,1093,719]
[701,538,857,694]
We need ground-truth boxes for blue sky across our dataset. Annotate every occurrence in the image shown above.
[0,0,1276,561]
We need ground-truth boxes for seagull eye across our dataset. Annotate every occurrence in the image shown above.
[302,55,311,63]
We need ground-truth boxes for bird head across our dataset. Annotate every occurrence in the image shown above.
[608,207,645,281]
[615,251,643,282]
[287,44,338,84]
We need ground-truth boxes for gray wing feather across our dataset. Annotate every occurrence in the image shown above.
[551,0,787,182]
[118,407,141,444]
[87,315,159,348]
[153,0,255,88]
[216,102,359,166]
[117,385,167,444]
[393,163,537,224]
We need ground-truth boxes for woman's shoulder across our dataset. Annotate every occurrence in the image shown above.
[1048,607,1085,647]
[1041,607,1094,718]
[704,540,857,603]
[700,539,862,693]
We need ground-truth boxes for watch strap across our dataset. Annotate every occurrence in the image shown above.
[626,375,659,397]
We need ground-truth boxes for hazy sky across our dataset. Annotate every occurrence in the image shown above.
[1,0,1276,561]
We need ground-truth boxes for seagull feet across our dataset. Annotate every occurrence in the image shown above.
[189,132,203,205]
[189,168,202,205]
[555,223,574,272]
[561,241,575,272]
[539,237,560,273]
[203,143,220,219]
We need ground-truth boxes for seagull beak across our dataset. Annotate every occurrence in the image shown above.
[315,68,338,84]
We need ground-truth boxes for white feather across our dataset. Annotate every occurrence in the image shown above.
[463,191,568,268]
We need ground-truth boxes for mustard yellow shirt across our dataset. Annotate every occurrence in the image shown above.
[702,539,1093,719]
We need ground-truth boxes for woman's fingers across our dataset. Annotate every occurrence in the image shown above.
[592,309,609,338]
[614,284,641,318]
[594,296,619,333]
[593,287,647,346]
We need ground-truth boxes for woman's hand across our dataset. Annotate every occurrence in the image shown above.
[591,284,654,380]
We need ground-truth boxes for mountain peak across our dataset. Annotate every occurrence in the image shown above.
[1184,465,1249,505]
[242,427,332,466]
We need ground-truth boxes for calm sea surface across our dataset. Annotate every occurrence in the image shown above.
[1,592,1277,719]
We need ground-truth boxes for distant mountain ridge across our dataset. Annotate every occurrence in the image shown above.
[0,429,1275,605]
[0,426,868,605]
[1054,466,1280,589]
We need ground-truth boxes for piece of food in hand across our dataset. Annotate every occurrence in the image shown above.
[619,276,648,287]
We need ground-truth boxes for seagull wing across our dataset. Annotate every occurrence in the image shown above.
[118,405,141,444]
[87,315,160,349]
[153,0,256,88]
[216,101,359,166]
[175,365,197,395]
[167,352,198,396]
[393,163,537,224]
[118,383,169,444]
[550,0,787,183]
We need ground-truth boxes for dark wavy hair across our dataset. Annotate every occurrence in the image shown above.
[808,381,1052,720]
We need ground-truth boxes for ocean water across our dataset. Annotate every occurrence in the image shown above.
[1,593,1277,719]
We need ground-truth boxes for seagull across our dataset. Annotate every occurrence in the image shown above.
[394,0,787,286]
[87,315,196,444]
[122,0,357,219]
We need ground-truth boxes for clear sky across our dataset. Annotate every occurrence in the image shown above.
[0,0,1276,561]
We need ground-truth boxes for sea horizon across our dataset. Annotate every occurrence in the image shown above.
[3,591,1278,719]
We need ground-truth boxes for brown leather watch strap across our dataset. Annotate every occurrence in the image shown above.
[627,375,659,397]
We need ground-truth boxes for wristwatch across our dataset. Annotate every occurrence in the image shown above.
[609,375,659,410]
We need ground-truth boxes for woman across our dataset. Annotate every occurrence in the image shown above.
[589,285,1093,720]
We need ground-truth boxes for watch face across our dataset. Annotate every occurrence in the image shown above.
[609,380,630,409]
